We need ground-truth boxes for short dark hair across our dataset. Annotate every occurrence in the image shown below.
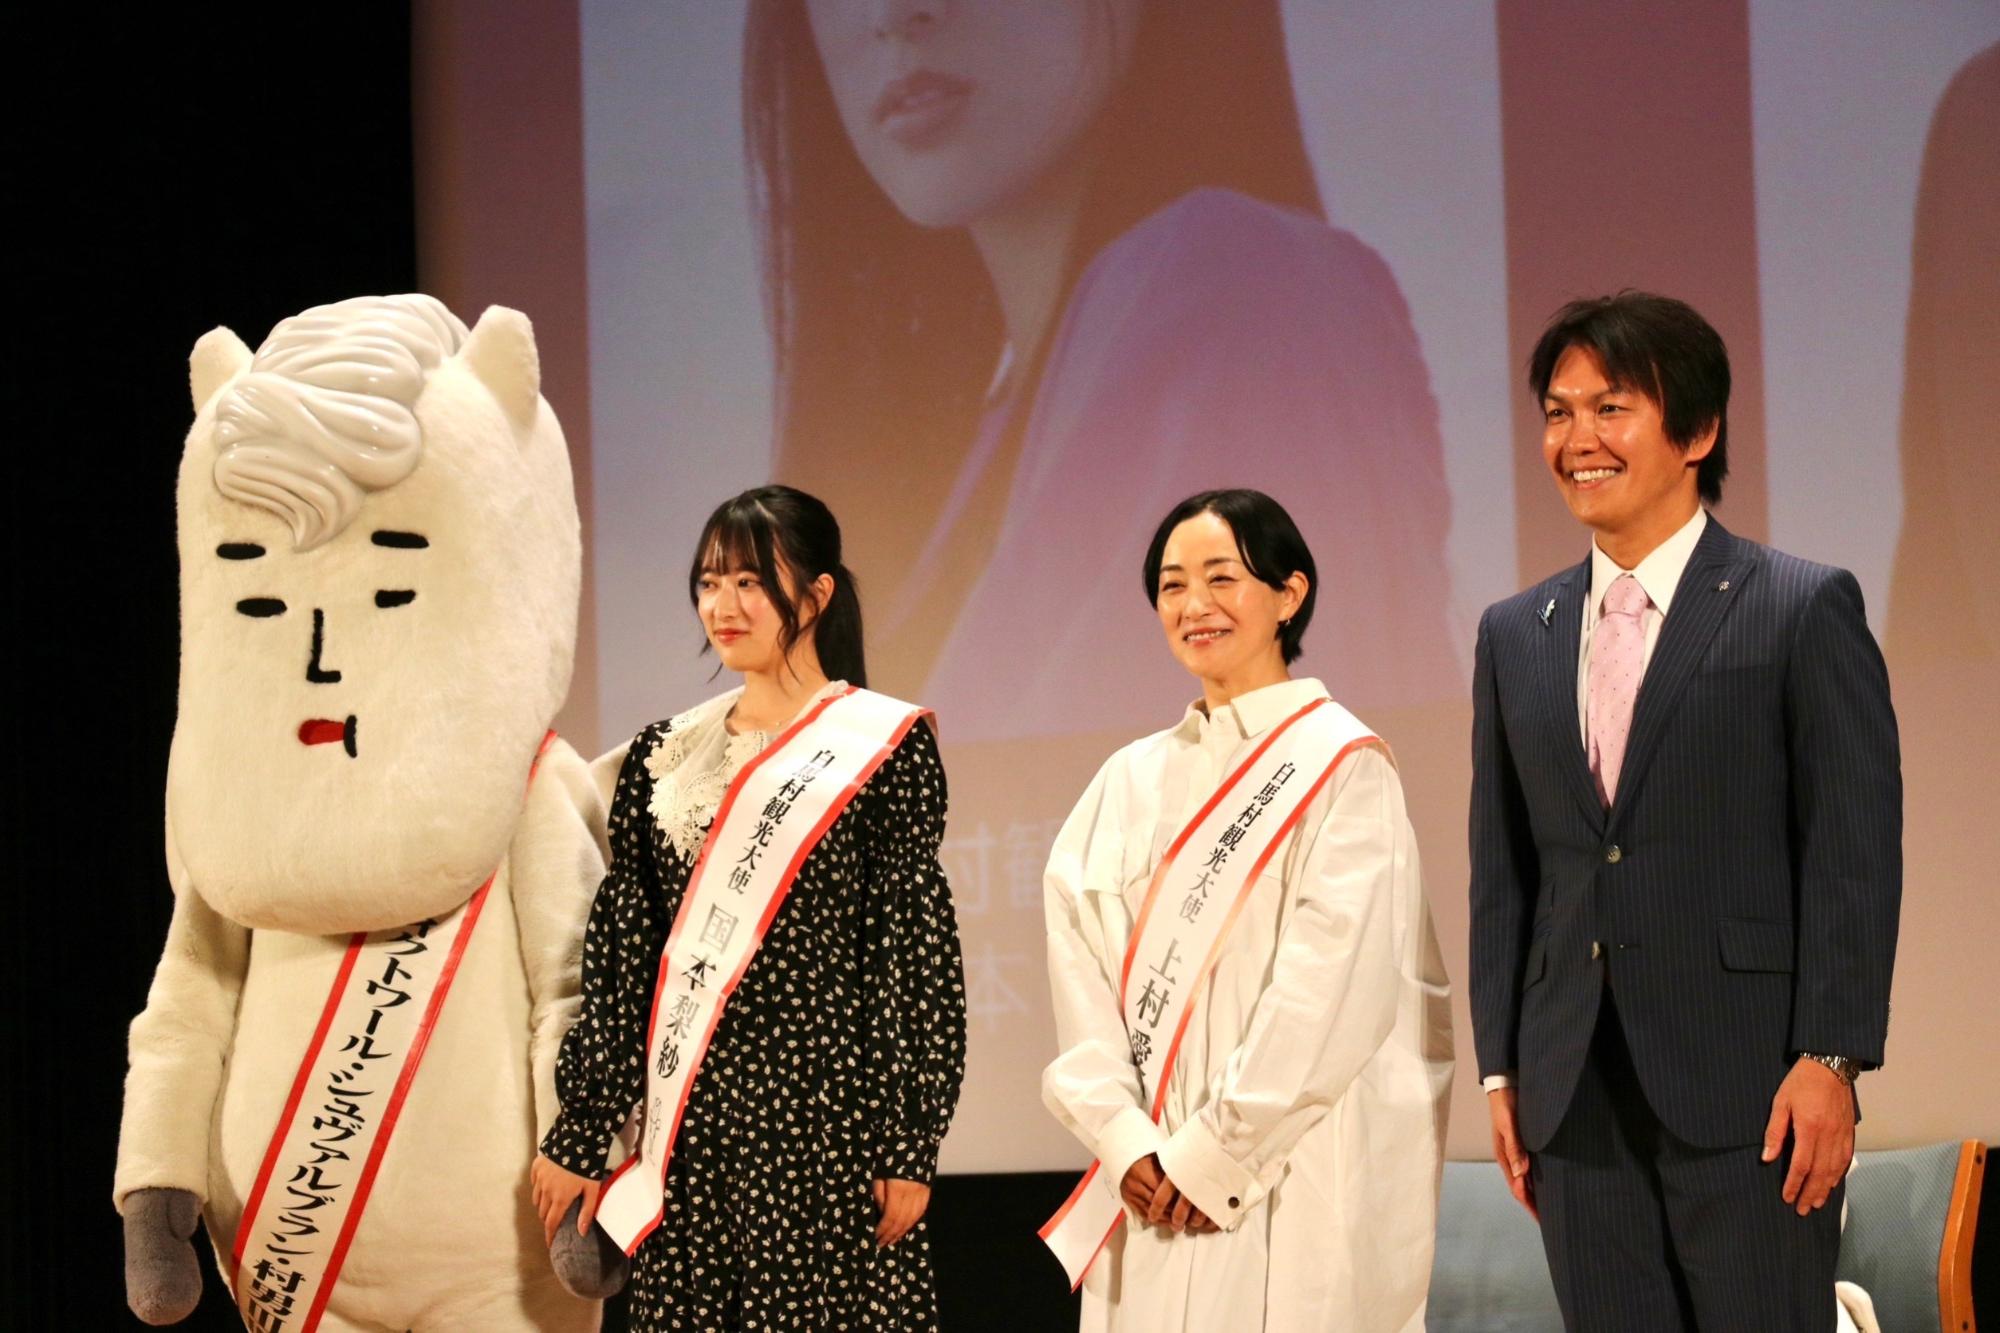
[1527,291,1731,504]
[1141,489,1317,665]
[688,485,866,687]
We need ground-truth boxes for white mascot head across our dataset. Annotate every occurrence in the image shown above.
[168,294,580,933]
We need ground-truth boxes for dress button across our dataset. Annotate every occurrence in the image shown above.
[1605,845,1623,864]
[1590,941,1603,960]
[1227,1196,1240,1209]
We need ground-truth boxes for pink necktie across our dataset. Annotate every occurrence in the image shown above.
[1587,573,1651,806]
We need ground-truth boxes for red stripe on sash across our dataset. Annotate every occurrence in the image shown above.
[303,874,497,1328]
[229,935,365,1283]
[1040,708,1382,1290]
[231,730,558,1327]
[1149,736,1380,1122]
[601,691,858,1242]
[1117,699,1327,1002]
[1037,1160,1105,1244]
[607,694,928,1254]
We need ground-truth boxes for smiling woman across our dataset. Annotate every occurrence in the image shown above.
[1143,489,1317,711]
[1039,486,1453,1331]
[687,485,866,695]
[532,485,967,1331]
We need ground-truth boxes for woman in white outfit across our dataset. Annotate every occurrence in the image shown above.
[1041,488,1454,1331]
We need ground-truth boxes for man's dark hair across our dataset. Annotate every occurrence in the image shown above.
[1527,291,1731,505]
[1142,489,1317,665]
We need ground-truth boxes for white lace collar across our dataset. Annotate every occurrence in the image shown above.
[644,682,847,863]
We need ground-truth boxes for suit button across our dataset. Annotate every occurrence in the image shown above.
[1605,845,1623,864]
[1590,941,1603,960]
[1227,1196,1240,1209]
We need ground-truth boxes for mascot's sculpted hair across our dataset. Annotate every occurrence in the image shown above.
[213,295,465,550]
[117,295,609,1330]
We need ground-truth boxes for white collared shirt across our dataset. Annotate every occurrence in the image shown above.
[1043,677,1453,1331]
[1172,674,1326,743]
[1484,507,1709,1095]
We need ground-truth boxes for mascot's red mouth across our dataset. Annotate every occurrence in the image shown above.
[299,716,358,758]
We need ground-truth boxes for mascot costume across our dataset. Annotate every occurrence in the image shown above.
[117,294,607,1330]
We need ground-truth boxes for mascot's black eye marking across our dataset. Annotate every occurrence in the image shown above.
[217,543,266,560]
[375,590,417,609]
[372,531,429,549]
[236,598,286,618]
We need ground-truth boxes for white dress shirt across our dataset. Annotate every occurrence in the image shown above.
[1043,678,1453,1332]
[1484,507,1708,1094]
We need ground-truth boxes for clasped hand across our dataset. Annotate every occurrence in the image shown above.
[1120,1154,1219,1234]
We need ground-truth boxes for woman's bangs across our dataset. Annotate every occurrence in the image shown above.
[698,510,772,578]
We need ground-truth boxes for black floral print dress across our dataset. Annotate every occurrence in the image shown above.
[543,693,967,1331]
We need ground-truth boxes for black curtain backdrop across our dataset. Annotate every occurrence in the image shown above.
[7,9,1078,1329]
[11,10,419,1329]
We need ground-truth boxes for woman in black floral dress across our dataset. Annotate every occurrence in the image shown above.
[531,487,966,1331]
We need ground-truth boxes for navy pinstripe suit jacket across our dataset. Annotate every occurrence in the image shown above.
[1468,517,1901,1151]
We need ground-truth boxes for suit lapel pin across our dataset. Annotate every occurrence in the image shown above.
[1539,598,1557,626]
[1717,580,1731,592]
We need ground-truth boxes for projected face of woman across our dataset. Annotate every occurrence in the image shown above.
[805,0,1140,228]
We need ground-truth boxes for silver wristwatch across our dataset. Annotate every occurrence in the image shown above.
[1797,1051,1862,1085]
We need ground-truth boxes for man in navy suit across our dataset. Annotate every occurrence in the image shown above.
[1469,292,1901,1329]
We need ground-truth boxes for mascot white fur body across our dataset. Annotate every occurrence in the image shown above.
[117,295,603,1331]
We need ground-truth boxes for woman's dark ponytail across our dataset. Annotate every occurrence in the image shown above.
[688,485,868,688]
[814,561,866,689]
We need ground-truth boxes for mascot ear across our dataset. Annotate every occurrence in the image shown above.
[460,305,541,428]
[190,327,252,412]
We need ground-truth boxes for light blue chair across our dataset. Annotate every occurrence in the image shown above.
[1427,1141,1986,1332]
[1836,1140,1986,1333]
[1427,1161,1561,1331]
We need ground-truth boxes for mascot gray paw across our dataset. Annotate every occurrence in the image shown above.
[550,1196,629,1299]
[124,1187,203,1325]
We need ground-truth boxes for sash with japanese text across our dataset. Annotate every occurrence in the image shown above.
[594,686,929,1253]
[229,731,558,1332]
[1038,698,1381,1289]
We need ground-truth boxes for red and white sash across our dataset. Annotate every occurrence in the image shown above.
[594,686,929,1254]
[230,731,558,1332]
[1039,698,1381,1289]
